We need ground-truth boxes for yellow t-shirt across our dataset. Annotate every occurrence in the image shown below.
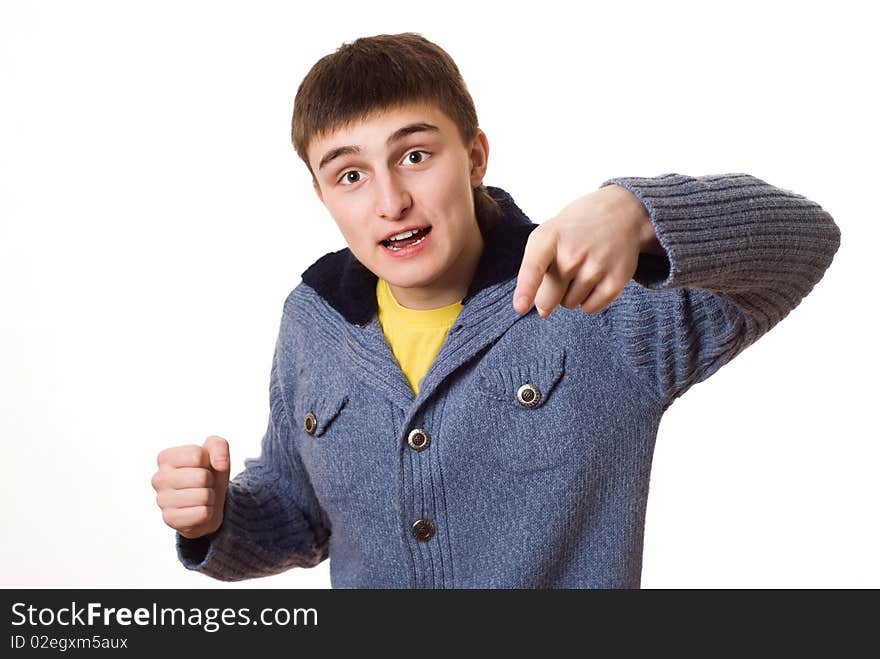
[376,278,463,396]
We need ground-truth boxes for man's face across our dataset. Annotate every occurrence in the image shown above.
[307,101,489,306]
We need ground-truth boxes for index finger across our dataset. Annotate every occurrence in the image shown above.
[157,444,211,470]
[513,228,556,314]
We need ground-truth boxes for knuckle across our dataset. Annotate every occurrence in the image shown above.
[589,250,610,273]
[585,263,605,283]
[555,258,578,280]
[195,489,213,506]
[199,470,214,488]
[556,243,583,269]
[598,278,620,298]
[189,447,203,466]
[161,508,177,527]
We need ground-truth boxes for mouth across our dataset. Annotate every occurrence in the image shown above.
[379,226,432,251]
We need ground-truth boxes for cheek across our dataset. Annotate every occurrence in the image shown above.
[329,212,370,251]
[419,161,471,208]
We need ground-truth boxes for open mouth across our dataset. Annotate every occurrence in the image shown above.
[380,226,432,251]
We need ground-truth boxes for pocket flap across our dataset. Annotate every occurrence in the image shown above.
[476,348,566,408]
[295,390,348,437]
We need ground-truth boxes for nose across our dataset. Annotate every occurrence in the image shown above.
[373,169,412,221]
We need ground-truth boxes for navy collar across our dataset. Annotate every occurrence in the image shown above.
[300,185,538,326]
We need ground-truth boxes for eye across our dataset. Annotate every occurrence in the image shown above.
[336,150,431,186]
[337,170,364,186]
[402,149,431,166]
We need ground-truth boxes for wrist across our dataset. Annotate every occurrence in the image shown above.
[608,184,664,256]
[637,213,663,255]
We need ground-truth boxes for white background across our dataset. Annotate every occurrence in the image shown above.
[2,0,877,588]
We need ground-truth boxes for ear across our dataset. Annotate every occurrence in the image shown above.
[467,129,489,188]
[312,177,324,204]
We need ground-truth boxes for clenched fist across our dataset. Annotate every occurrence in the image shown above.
[152,435,230,540]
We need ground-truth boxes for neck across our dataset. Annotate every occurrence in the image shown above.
[387,222,485,310]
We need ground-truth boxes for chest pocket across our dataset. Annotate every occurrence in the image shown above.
[475,348,575,474]
[290,388,353,504]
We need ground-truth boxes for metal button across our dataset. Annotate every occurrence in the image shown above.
[303,411,317,434]
[516,383,541,408]
[407,428,431,452]
[411,519,435,542]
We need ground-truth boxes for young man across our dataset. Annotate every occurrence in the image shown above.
[152,33,841,588]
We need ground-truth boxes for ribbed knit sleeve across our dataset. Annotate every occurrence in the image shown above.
[596,172,841,409]
[174,326,331,581]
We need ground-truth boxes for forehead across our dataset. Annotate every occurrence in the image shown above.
[308,102,458,166]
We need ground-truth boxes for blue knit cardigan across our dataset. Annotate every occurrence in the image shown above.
[176,173,841,588]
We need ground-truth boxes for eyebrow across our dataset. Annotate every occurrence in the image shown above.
[317,122,440,172]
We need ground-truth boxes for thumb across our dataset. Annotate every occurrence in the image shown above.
[202,435,230,475]
[202,435,229,530]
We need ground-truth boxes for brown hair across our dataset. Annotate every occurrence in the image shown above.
[291,32,502,235]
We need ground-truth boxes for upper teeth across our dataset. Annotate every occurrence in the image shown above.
[388,228,420,241]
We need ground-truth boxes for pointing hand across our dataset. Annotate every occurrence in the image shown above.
[512,184,662,317]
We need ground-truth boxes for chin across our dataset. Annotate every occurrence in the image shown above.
[382,270,438,289]
[382,261,447,288]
